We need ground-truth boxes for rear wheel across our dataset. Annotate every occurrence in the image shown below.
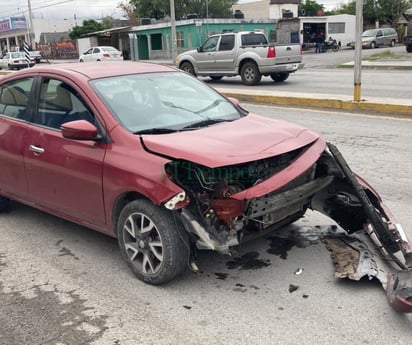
[240,62,261,86]
[0,196,10,212]
[117,199,189,285]
[406,46,412,53]
[270,73,289,82]
[180,61,195,76]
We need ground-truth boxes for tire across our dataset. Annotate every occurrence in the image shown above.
[240,62,261,86]
[270,73,289,82]
[370,41,376,49]
[407,46,412,53]
[332,44,340,52]
[209,76,223,81]
[0,195,10,212]
[180,61,195,76]
[79,59,84,62]
[390,40,395,47]
[117,199,189,285]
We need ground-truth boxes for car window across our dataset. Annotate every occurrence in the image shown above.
[202,36,219,52]
[219,35,235,51]
[241,33,267,46]
[0,78,33,119]
[35,78,95,129]
[93,48,100,54]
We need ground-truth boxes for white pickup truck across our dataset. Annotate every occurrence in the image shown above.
[176,31,304,85]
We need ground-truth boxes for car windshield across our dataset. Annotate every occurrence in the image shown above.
[362,30,377,37]
[10,52,23,58]
[91,72,243,133]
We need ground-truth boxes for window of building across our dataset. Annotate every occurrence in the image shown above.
[176,31,184,48]
[328,23,345,34]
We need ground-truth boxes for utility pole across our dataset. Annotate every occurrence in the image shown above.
[353,0,363,102]
[170,0,177,62]
[27,0,35,48]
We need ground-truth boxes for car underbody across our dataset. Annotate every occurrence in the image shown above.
[166,142,412,313]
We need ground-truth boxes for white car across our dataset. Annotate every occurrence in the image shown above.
[79,46,123,62]
[0,52,35,70]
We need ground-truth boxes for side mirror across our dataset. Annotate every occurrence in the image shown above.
[61,120,100,141]
[197,46,203,53]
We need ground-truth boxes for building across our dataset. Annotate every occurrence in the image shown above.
[232,0,300,20]
[0,16,77,54]
[128,18,277,60]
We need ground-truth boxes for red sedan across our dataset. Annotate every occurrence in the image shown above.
[0,62,411,312]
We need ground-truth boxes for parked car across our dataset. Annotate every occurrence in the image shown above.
[0,62,411,312]
[348,28,398,49]
[79,46,123,62]
[0,52,35,70]
[176,31,303,85]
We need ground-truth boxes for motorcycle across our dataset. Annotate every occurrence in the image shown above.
[324,38,340,52]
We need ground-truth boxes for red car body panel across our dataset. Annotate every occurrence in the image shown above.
[142,114,320,168]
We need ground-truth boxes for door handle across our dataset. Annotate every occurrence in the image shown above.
[29,145,45,154]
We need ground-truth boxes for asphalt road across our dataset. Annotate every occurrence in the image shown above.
[204,45,412,101]
[1,105,411,345]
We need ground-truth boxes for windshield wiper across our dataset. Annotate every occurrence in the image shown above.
[181,118,230,130]
[195,99,226,114]
[162,101,193,114]
[134,127,178,135]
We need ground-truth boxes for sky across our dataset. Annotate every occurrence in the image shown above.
[0,0,349,21]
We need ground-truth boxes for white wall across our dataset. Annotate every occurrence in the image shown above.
[32,18,77,43]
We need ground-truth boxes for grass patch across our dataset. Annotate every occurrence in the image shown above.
[362,50,407,61]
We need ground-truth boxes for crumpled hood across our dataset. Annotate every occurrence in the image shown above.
[141,114,321,168]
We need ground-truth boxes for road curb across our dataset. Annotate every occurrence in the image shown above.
[220,91,412,117]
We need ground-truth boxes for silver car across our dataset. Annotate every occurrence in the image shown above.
[79,46,123,62]
[0,52,35,70]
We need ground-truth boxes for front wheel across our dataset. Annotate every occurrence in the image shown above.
[117,199,189,285]
[407,46,412,53]
[240,62,261,85]
[390,40,395,47]
[332,44,340,52]
[370,41,376,49]
[180,61,195,76]
[270,73,289,82]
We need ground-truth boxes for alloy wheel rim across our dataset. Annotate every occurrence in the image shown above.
[123,212,163,274]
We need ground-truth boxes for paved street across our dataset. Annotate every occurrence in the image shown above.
[1,105,411,345]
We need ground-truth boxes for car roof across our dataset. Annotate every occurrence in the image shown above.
[5,61,178,80]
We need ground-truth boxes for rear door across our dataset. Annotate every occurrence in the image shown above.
[0,77,34,199]
[213,34,236,72]
[24,76,107,227]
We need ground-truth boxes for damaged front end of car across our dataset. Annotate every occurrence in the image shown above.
[163,139,412,313]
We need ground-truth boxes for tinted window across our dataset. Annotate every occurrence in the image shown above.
[219,35,235,51]
[0,78,33,119]
[241,33,267,46]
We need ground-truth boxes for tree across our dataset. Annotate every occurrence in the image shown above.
[118,1,139,26]
[129,0,236,20]
[69,20,109,40]
[334,0,412,26]
[298,0,325,17]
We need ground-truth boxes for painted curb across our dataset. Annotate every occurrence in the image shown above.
[220,91,412,117]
